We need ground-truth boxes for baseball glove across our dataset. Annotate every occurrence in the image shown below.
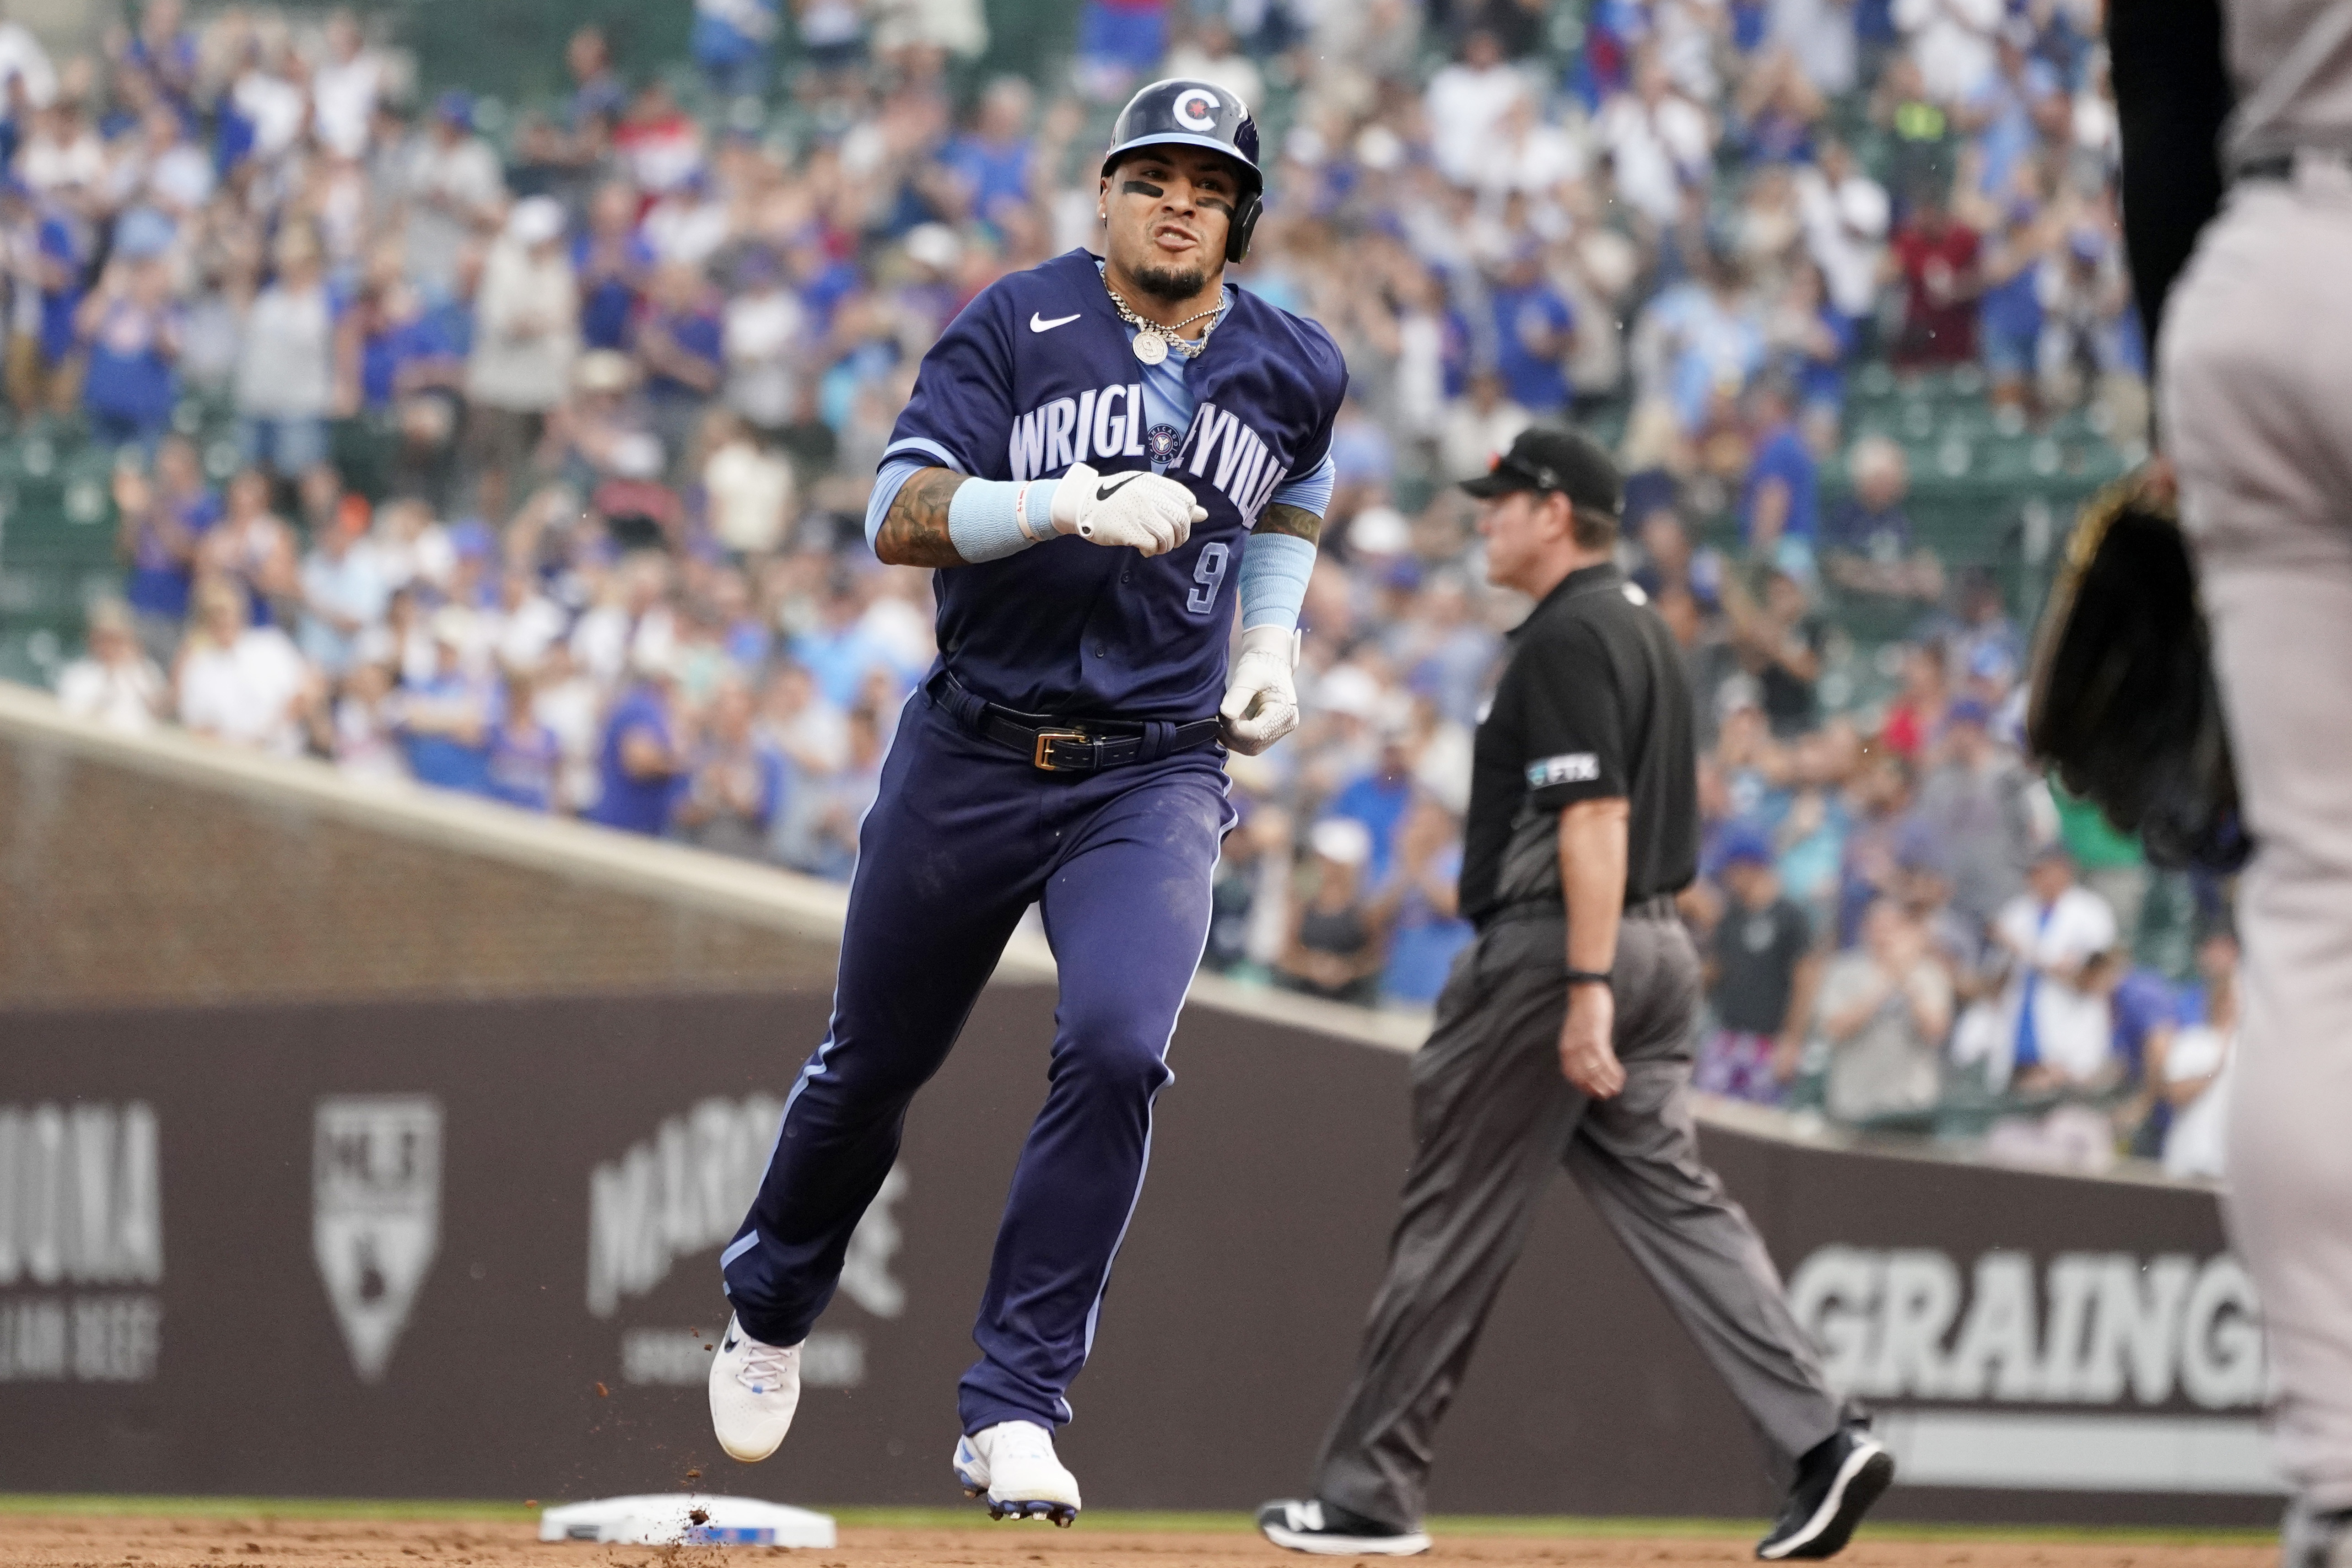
[2025,467,2251,873]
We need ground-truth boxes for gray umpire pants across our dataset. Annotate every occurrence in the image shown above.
[1314,907,1846,1530]
[2166,157,2352,1514]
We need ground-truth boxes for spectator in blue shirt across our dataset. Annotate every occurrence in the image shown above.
[2107,927,2234,1164]
[1738,374,1819,575]
[787,234,862,336]
[1074,0,1171,101]
[1487,246,1575,415]
[1977,197,2050,407]
[78,230,181,451]
[567,26,627,132]
[590,660,692,834]
[395,614,499,794]
[505,23,626,186]
[397,295,469,397]
[13,189,89,415]
[1958,23,2061,202]
[1772,262,1857,415]
[115,444,219,663]
[1376,796,1474,1005]
[337,271,469,510]
[125,0,200,111]
[575,181,654,352]
[638,259,725,475]
[341,267,464,414]
[807,698,890,880]
[789,573,898,711]
[2107,963,2180,1152]
[692,0,780,100]
[675,676,786,857]
[484,670,564,812]
[297,501,389,676]
[1326,725,1419,886]
[1327,395,1395,508]
[940,78,1036,227]
[347,280,407,414]
[1654,246,1771,431]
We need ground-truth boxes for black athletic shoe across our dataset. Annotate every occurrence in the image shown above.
[1755,1423,1895,1560]
[1257,1498,1431,1557]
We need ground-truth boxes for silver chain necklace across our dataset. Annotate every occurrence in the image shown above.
[1103,278,1222,366]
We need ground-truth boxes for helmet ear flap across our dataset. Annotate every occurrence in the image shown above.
[1225,189,1263,264]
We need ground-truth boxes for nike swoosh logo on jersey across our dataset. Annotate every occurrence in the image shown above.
[1030,311,1081,333]
[1095,473,1144,502]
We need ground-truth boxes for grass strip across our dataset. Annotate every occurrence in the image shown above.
[0,1496,539,1523]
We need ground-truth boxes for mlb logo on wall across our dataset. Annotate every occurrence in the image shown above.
[313,1097,443,1383]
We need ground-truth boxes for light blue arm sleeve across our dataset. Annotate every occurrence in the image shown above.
[865,458,1059,562]
[1236,531,1316,632]
[946,475,1060,561]
[865,458,929,551]
[1268,453,1336,520]
[1228,454,1331,632]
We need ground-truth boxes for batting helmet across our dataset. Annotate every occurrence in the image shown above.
[1101,78,1264,263]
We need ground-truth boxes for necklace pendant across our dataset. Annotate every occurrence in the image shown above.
[1132,328,1169,366]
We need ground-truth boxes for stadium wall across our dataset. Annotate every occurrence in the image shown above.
[0,686,2277,1523]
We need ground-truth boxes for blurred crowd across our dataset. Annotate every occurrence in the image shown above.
[24,0,2209,1169]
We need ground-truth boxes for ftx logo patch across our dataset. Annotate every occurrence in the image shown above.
[1528,753,1600,787]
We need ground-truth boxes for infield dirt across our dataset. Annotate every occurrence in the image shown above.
[0,1518,2279,1568]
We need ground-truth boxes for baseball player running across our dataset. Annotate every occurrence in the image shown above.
[704,80,1347,1525]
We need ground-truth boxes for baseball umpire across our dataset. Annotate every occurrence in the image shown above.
[701,80,1348,1525]
[1258,429,1892,1561]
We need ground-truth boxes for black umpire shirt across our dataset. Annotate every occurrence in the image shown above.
[1458,561,1699,926]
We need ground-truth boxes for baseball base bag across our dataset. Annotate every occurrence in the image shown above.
[2024,469,2252,873]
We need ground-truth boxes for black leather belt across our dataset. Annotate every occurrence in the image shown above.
[1481,892,1682,929]
[2236,151,2352,182]
[927,669,1221,774]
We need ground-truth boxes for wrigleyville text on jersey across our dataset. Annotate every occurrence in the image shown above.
[1007,388,1291,525]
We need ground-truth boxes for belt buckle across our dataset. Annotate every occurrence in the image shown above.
[1032,729,1089,771]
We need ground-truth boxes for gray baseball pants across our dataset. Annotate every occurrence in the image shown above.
[2166,157,2352,1515]
[1313,908,1845,1530]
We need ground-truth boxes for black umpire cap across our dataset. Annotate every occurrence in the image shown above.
[1460,426,1622,518]
[1102,79,1265,262]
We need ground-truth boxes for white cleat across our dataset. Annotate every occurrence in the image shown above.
[953,1420,1082,1526]
[707,1313,802,1462]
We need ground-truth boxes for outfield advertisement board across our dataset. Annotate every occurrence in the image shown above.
[0,989,2272,1524]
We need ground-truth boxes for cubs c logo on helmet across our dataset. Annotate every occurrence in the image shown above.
[1174,88,1221,130]
[1101,77,1267,263]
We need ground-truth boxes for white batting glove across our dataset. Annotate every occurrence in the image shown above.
[1219,624,1301,755]
[1051,461,1205,558]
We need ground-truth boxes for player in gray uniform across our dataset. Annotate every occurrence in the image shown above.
[2115,1,2352,1561]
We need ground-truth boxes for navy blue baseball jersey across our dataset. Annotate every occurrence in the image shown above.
[883,248,1349,721]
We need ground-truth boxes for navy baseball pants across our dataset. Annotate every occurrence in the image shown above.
[721,682,1234,1434]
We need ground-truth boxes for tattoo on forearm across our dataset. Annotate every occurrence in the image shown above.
[1258,501,1322,545]
[876,467,969,567]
